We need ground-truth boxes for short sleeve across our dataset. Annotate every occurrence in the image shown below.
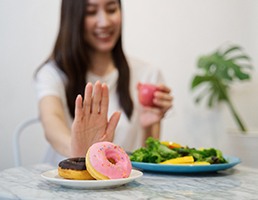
[34,61,67,101]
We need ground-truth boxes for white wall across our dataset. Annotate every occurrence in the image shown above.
[0,0,61,169]
[0,0,257,170]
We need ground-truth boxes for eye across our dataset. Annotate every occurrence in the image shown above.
[86,10,96,16]
[106,3,119,14]
[106,6,117,14]
[85,6,97,16]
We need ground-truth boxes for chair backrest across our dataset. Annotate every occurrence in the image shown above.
[13,117,48,167]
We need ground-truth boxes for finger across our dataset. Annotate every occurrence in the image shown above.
[105,111,121,141]
[155,101,173,115]
[157,84,171,93]
[100,83,109,115]
[154,97,173,109]
[91,81,102,114]
[154,92,174,102]
[83,82,93,115]
[74,94,83,122]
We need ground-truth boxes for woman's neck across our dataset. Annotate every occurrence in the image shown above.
[89,51,115,76]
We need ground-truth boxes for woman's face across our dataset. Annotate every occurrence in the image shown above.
[84,0,122,53]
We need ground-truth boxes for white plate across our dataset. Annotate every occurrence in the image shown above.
[41,169,143,189]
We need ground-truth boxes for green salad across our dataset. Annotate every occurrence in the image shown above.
[130,137,227,164]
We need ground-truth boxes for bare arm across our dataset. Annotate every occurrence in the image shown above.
[39,96,71,157]
[140,83,173,144]
[142,122,160,146]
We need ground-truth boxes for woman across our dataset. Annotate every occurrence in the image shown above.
[35,0,173,165]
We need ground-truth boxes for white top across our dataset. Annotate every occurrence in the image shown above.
[34,57,165,166]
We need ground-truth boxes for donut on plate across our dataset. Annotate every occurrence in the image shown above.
[86,141,132,180]
[58,157,94,180]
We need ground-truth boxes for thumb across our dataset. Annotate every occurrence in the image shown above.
[105,111,121,141]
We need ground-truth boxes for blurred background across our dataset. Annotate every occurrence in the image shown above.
[0,0,257,170]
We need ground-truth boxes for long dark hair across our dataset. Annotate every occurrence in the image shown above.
[36,0,133,119]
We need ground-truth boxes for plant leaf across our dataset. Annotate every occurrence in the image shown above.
[191,43,251,132]
[222,45,242,56]
[229,55,250,61]
[191,75,212,89]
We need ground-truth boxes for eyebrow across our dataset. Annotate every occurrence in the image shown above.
[86,0,118,6]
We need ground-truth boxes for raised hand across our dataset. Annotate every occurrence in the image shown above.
[140,84,173,128]
[71,81,121,157]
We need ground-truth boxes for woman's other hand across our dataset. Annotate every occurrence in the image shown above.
[71,81,121,157]
[140,84,173,128]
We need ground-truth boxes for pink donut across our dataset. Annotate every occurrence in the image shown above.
[86,142,132,180]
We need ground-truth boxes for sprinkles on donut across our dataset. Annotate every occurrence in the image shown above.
[86,141,132,180]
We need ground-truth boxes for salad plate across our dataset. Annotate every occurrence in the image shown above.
[131,155,240,173]
[41,169,143,189]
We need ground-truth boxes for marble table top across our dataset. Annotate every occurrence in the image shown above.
[0,164,258,200]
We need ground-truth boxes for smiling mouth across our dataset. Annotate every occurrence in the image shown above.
[96,32,111,38]
[94,30,114,40]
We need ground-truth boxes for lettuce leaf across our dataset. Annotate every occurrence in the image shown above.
[130,137,178,163]
[130,137,227,164]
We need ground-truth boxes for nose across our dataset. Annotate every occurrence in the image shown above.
[96,11,110,27]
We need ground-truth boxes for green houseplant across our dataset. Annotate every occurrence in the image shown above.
[190,44,253,133]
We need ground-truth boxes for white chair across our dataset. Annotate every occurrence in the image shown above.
[13,117,48,166]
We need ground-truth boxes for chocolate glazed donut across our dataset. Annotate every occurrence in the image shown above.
[58,157,95,180]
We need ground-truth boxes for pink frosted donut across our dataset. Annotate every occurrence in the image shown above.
[86,142,132,180]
